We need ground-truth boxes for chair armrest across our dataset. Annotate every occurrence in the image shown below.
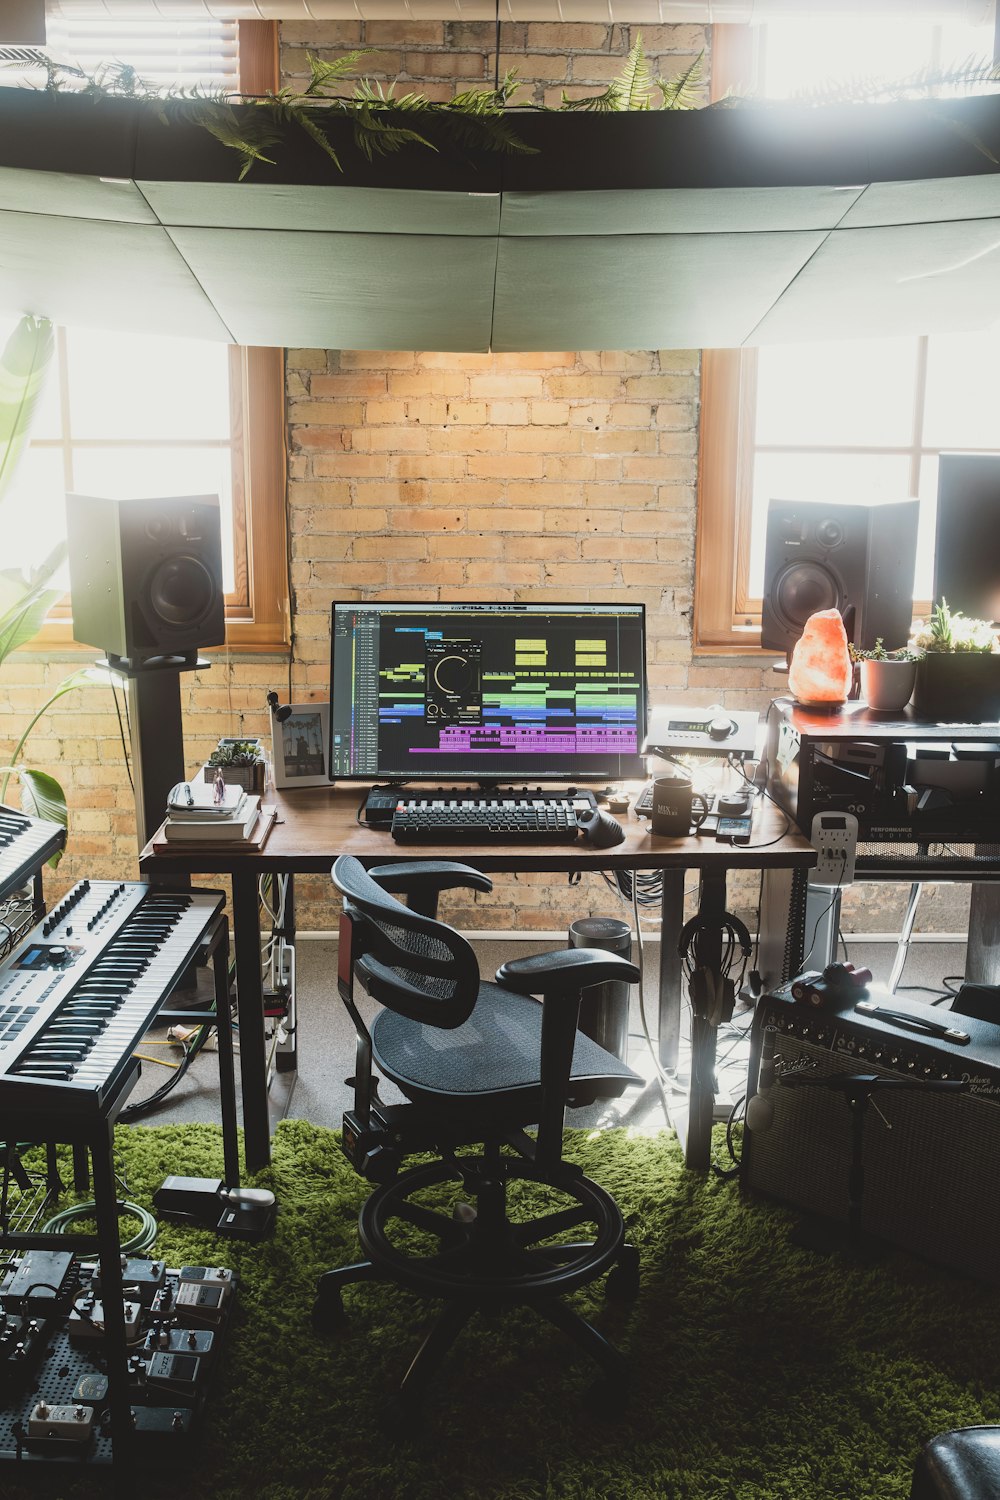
[496,946,640,999]
[367,861,493,899]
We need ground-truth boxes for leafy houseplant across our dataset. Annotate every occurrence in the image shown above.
[909,599,1000,722]
[848,639,919,713]
[0,314,101,847]
[204,738,266,794]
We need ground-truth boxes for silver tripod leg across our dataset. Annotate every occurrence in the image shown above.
[888,882,922,994]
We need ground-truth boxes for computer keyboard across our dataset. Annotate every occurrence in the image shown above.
[375,788,599,844]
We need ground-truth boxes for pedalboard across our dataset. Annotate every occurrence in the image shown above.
[808,811,858,885]
[0,1251,235,1469]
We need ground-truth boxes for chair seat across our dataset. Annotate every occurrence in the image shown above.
[911,1428,1000,1499]
[372,978,640,1106]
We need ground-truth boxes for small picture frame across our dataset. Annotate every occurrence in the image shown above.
[271,703,330,789]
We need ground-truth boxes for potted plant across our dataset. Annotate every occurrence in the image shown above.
[849,638,919,713]
[203,737,266,794]
[909,599,1000,722]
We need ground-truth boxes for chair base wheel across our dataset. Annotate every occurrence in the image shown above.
[311,1291,347,1334]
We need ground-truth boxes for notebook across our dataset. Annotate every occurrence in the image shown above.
[153,804,277,854]
[163,796,260,842]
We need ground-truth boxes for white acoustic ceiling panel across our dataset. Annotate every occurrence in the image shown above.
[499,184,866,238]
[139,180,502,235]
[492,228,827,350]
[750,216,1000,345]
[0,207,232,339]
[165,224,498,348]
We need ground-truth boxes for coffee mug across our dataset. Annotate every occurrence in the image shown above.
[649,775,710,837]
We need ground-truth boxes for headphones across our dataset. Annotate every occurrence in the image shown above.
[678,911,753,1027]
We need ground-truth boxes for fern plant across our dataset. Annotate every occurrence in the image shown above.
[561,36,704,113]
[2,37,706,179]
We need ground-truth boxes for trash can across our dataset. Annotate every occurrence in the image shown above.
[568,917,632,1062]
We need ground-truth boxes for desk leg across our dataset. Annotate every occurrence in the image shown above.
[232,870,270,1174]
[685,868,726,1172]
[658,870,685,1073]
[213,916,241,1187]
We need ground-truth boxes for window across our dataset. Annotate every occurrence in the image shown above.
[694,16,999,652]
[4,18,287,651]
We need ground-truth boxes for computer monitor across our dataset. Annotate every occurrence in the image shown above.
[329,600,647,783]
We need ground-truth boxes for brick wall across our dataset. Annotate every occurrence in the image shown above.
[0,17,969,941]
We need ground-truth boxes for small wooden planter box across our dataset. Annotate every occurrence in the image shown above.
[203,739,266,795]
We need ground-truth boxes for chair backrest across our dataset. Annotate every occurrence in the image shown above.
[332,855,481,1030]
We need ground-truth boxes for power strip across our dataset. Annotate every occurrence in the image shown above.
[809,811,858,886]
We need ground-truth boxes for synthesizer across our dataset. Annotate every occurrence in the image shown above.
[0,880,224,1121]
[0,805,66,906]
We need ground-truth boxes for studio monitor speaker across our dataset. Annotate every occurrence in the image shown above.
[67,493,225,664]
[935,454,1000,626]
[760,497,919,654]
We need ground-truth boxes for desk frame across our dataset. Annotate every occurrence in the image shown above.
[141,787,814,1174]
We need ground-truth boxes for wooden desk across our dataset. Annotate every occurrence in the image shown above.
[140,786,815,1174]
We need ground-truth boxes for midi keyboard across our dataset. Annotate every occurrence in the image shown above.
[364,786,600,843]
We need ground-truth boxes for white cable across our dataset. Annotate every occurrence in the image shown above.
[632,879,673,1089]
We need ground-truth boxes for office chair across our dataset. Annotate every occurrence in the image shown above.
[313,855,644,1411]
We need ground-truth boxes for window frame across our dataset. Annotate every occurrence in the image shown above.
[30,19,288,654]
[693,24,768,655]
[693,18,999,655]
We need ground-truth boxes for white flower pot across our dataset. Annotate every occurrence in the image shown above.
[860,658,917,713]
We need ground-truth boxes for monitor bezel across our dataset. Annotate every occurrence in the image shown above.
[328,598,649,784]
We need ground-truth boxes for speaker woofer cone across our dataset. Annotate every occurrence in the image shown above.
[770,561,842,634]
[148,556,218,629]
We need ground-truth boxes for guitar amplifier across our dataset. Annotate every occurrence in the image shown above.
[742,985,1000,1286]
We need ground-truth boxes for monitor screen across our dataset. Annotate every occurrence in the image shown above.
[329,600,647,783]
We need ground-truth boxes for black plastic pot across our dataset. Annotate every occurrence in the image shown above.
[910,652,1000,722]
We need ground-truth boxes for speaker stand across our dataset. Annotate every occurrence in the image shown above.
[782,1071,966,1263]
[99,655,209,853]
[789,1087,885,1264]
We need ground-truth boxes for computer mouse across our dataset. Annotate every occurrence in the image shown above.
[577,808,625,849]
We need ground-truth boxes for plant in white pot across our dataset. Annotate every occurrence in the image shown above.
[909,600,1000,722]
[849,638,919,713]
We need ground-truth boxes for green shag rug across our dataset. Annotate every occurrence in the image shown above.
[7,1119,1000,1500]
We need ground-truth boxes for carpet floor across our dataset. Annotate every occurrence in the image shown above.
[9,1119,1000,1500]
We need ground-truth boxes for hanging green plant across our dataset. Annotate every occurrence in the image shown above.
[0,316,117,851]
[1,35,706,180]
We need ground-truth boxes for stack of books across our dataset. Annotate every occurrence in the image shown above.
[157,780,276,850]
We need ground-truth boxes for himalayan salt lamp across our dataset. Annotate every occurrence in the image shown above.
[788,609,852,707]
